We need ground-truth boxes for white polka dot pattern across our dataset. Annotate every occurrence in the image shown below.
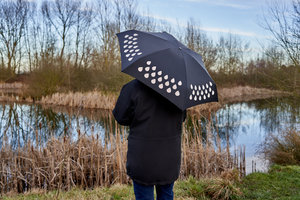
[123,33,142,62]
[137,60,182,97]
[189,81,215,102]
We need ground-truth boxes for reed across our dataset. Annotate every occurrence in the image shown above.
[0,115,245,194]
[39,91,117,110]
[0,95,33,103]
[259,129,300,165]
[0,131,129,193]
[0,83,25,90]
[218,86,290,104]
[37,85,290,112]
[1,85,290,114]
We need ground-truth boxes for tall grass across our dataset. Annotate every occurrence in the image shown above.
[0,83,24,90]
[35,85,289,112]
[0,115,245,194]
[40,91,117,110]
[259,129,300,165]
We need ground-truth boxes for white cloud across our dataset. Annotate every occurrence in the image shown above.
[199,27,258,37]
[183,0,252,9]
[142,13,261,38]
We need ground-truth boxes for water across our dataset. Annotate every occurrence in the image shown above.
[0,97,299,174]
[215,97,300,173]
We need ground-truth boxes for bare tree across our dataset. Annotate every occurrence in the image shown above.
[140,9,156,32]
[0,0,29,73]
[24,1,38,72]
[262,0,300,90]
[73,3,93,68]
[41,0,81,63]
[120,0,140,30]
[185,19,218,71]
[264,45,286,67]
[94,0,120,70]
[217,34,248,74]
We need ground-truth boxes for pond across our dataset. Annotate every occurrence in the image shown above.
[0,97,299,174]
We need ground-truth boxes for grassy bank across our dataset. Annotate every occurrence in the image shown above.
[239,165,300,199]
[2,165,300,200]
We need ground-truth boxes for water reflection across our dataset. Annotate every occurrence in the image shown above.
[214,97,300,172]
[215,97,300,145]
[0,103,124,149]
[0,97,300,171]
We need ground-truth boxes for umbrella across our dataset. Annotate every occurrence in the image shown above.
[116,29,218,111]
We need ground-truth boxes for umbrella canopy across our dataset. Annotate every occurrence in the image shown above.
[116,30,218,111]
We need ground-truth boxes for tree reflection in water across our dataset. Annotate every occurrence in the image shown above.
[0,103,126,149]
[0,97,299,153]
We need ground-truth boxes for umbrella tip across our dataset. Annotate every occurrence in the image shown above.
[179,47,182,50]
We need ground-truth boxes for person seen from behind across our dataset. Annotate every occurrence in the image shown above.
[113,79,186,200]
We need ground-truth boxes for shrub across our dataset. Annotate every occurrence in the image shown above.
[259,129,300,165]
[26,64,65,99]
[0,67,15,82]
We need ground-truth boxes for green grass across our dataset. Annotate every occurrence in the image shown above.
[2,165,300,200]
[237,165,300,200]
[1,184,135,200]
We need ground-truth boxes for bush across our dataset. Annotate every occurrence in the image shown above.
[91,68,133,93]
[26,64,65,99]
[0,67,15,82]
[259,129,300,165]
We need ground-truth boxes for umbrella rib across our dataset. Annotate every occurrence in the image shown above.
[184,51,212,79]
[145,32,181,49]
[181,50,189,110]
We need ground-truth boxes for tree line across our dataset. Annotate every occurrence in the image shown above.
[0,0,298,96]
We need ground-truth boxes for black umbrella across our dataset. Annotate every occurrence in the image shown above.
[116,30,218,111]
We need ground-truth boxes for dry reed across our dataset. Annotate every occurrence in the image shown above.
[38,85,289,111]
[39,91,116,110]
[259,129,300,165]
[0,83,25,90]
[0,114,245,194]
[0,130,129,193]
[0,83,30,103]
[0,95,33,103]
[218,86,290,104]
[1,85,290,114]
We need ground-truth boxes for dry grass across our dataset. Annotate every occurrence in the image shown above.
[39,91,117,110]
[259,129,300,166]
[0,83,25,90]
[218,86,290,104]
[1,84,291,112]
[0,130,129,193]
[204,177,242,200]
[0,115,245,194]
[180,117,246,180]
[0,95,33,103]
[36,85,290,113]
[0,83,30,103]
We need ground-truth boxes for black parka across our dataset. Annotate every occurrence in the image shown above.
[113,79,186,185]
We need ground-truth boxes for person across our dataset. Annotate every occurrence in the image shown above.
[113,79,186,200]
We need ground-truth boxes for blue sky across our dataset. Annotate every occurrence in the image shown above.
[137,0,289,53]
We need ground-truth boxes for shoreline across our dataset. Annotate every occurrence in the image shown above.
[0,83,292,112]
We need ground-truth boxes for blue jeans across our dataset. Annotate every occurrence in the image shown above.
[133,181,174,200]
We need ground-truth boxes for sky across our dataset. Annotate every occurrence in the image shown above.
[137,0,290,54]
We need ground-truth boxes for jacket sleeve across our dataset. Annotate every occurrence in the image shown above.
[112,84,134,126]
